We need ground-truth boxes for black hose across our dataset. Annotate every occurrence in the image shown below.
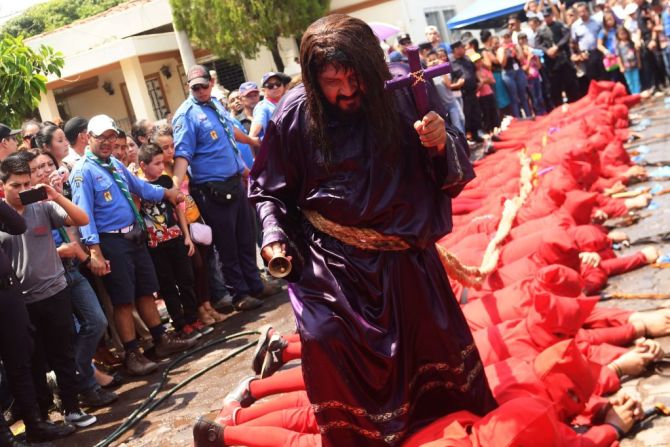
[93,330,259,447]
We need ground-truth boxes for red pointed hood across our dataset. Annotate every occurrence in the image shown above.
[533,339,599,421]
[534,264,584,298]
[525,292,598,348]
[472,397,563,447]
[561,190,598,225]
[535,229,581,271]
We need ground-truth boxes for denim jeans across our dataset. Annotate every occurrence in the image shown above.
[445,100,465,134]
[66,266,107,392]
[624,68,641,94]
[502,69,532,118]
[663,46,670,82]
[527,77,546,115]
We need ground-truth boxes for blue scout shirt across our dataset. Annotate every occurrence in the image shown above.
[70,155,165,245]
[230,116,255,169]
[251,99,277,140]
[172,96,245,184]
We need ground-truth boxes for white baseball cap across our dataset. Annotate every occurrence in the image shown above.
[87,115,119,136]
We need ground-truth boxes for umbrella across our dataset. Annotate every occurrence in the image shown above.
[368,22,401,41]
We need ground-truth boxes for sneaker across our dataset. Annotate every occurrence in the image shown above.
[232,295,263,312]
[155,332,198,358]
[78,387,118,408]
[192,320,214,336]
[193,417,225,447]
[64,409,96,428]
[223,376,256,408]
[125,349,158,376]
[180,324,202,341]
[260,334,288,378]
[251,325,275,374]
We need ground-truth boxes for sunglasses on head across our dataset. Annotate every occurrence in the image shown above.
[190,83,209,92]
[264,82,282,89]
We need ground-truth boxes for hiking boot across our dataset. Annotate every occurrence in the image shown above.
[261,334,288,378]
[155,332,198,358]
[232,296,263,312]
[180,324,202,341]
[124,349,158,376]
[63,408,96,428]
[251,325,275,374]
[193,417,225,447]
[192,320,214,336]
[78,387,118,408]
[223,376,256,408]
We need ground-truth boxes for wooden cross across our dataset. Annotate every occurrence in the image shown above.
[385,46,452,118]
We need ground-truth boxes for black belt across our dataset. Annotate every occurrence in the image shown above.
[0,273,19,290]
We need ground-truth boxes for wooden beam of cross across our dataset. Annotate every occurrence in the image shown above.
[384,46,452,118]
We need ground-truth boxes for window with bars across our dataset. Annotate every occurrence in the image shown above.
[203,59,246,92]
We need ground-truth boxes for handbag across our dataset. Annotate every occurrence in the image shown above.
[603,53,619,72]
[205,175,241,204]
[189,222,213,246]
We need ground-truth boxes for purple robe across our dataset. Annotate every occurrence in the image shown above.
[248,84,496,446]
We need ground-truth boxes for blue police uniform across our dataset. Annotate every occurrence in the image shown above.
[173,96,246,183]
[250,99,277,140]
[172,95,263,303]
[70,154,164,305]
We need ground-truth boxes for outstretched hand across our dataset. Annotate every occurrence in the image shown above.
[414,111,446,151]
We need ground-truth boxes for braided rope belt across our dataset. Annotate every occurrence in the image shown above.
[303,209,410,251]
[302,148,535,288]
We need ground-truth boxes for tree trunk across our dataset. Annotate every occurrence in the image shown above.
[269,36,285,73]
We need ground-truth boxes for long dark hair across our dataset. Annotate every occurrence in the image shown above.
[300,14,400,165]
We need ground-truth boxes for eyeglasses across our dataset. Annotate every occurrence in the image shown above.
[92,133,118,143]
[400,40,412,46]
[264,82,282,89]
[191,83,209,92]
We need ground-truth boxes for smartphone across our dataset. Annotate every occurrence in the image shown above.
[19,186,47,205]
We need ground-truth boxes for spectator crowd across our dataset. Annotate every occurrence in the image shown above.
[1,1,670,445]
[0,67,290,445]
[387,0,670,144]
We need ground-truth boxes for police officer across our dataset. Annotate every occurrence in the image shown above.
[172,65,277,312]
[70,115,197,377]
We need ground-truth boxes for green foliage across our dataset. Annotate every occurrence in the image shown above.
[170,0,330,71]
[2,0,125,38]
[0,34,64,127]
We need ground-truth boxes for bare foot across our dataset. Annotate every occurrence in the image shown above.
[641,246,661,264]
[624,193,652,210]
[629,309,670,337]
[94,367,115,387]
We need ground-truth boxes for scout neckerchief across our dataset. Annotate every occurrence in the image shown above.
[86,149,146,230]
[199,98,241,159]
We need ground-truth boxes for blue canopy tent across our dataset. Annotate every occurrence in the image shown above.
[447,0,527,30]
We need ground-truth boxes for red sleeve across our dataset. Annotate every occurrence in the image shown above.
[596,196,628,218]
[575,325,636,347]
[599,252,647,277]
[581,265,609,295]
